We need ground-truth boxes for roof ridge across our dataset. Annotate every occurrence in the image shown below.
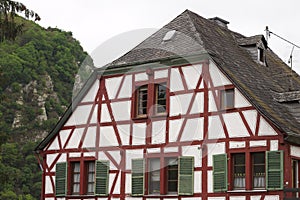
[182,9,206,50]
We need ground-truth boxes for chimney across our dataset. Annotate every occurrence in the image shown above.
[209,17,229,28]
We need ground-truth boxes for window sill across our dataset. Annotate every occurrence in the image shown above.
[227,189,267,193]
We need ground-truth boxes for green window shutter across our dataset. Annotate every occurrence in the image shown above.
[55,162,67,196]
[266,150,283,190]
[213,154,228,192]
[95,160,109,196]
[178,156,194,195]
[131,159,145,196]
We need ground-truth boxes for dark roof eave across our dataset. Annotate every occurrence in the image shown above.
[96,52,211,75]
[285,132,300,145]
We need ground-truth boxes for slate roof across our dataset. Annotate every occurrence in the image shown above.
[36,9,300,151]
[107,9,300,142]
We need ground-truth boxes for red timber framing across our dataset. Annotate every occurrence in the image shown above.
[39,60,292,200]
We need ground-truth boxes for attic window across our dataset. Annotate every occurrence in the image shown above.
[163,30,176,41]
[258,47,264,63]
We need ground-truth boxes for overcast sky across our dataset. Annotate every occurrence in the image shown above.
[19,0,300,74]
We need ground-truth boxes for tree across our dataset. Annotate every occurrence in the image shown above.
[0,0,40,42]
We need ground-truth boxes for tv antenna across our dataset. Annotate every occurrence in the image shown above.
[265,26,300,90]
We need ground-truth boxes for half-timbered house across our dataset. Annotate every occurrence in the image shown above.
[35,10,300,200]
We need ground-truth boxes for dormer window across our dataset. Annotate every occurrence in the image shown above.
[258,47,264,63]
[220,88,234,110]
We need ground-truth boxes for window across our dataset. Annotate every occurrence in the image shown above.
[131,157,193,196]
[70,161,96,195]
[136,85,148,117]
[87,162,96,194]
[233,153,246,189]
[220,89,234,110]
[213,151,283,192]
[55,160,109,197]
[134,82,167,118]
[148,158,178,194]
[71,162,81,194]
[252,152,265,189]
[155,83,167,114]
[258,48,264,62]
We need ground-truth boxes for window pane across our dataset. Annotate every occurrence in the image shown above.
[167,158,178,193]
[221,89,234,110]
[137,85,148,116]
[155,83,167,114]
[88,183,94,193]
[73,183,80,194]
[253,152,265,188]
[233,154,245,189]
[74,162,80,172]
[149,158,160,194]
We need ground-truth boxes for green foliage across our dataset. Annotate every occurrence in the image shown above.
[0,16,94,199]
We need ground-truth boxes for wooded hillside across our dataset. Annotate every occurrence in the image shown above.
[0,16,94,199]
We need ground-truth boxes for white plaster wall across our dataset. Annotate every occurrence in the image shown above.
[230,197,245,200]
[66,128,84,149]
[135,72,148,81]
[69,152,81,158]
[242,110,257,135]
[132,123,146,145]
[82,81,99,102]
[181,118,204,141]
[223,113,249,138]
[190,93,204,114]
[109,173,120,194]
[270,140,279,151]
[90,104,98,124]
[154,69,168,79]
[249,140,266,147]
[126,198,142,200]
[170,93,193,116]
[164,147,178,153]
[82,126,96,148]
[208,197,225,200]
[152,120,166,144]
[182,145,201,167]
[181,64,202,90]
[118,75,132,98]
[45,198,55,200]
[147,148,161,154]
[59,129,71,149]
[194,171,202,193]
[111,101,131,121]
[207,142,226,167]
[106,76,122,99]
[169,118,183,142]
[101,104,112,123]
[182,198,201,200]
[84,152,96,157]
[235,89,251,108]
[100,126,119,147]
[125,173,131,194]
[209,62,231,87]
[208,91,218,112]
[170,68,184,92]
[117,124,130,145]
[264,195,279,200]
[65,105,92,126]
[107,151,121,170]
[229,141,246,149]
[208,115,225,139]
[45,176,54,194]
[258,117,277,136]
[291,145,300,158]
[207,170,213,193]
[250,196,261,200]
[47,137,59,150]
